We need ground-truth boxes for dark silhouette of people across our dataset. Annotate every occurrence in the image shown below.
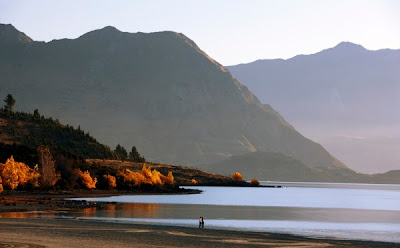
[199,216,205,228]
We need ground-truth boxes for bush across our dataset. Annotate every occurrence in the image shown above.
[117,164,174,189]
[103,174,117,189]
[250,178,260,186]
[232,172,243,181]
[76,169,97,189]
[0,176,3,193]
[0,156,40,190]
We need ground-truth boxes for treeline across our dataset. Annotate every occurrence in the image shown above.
[0,94,146,162]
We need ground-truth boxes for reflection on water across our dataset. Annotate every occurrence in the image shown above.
[2,183,400,243]
[75,203,160,219]
[0,212,39,218]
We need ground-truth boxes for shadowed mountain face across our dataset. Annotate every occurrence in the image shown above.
[201,151,358,182]
[227,43,400,173]
[0,24,353,179]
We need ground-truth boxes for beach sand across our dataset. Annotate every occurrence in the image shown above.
[0,218,398,248]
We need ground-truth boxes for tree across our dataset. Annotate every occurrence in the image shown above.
[37,146,59,188]
[33,109,40,118]
[250,178,260,186]
[232,172,244,181]
[4,94,16,113]
[115,144,128,161]
[129,146,146,162]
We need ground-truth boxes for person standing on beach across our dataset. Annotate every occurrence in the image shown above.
[199,216,205,228]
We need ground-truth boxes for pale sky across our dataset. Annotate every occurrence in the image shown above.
[1,0,399,65]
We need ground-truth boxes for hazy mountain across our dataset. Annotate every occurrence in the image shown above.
[0,24,354,180]
[201,151,340,182]
[227,42,400,173]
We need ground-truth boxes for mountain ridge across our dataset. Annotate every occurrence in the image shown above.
[227,42,400,173]
[0,24,355,181]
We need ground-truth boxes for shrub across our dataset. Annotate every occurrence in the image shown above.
[191,179,197,185]
[232,172,243,181]
[76,169,97,189]
[0,156,40,190]
[250,178,260,186]
[0,176,3,193]
[117,164,175,189]
[103,174,117,189]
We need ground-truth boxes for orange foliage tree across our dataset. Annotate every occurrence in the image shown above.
[37,146,60,188]
[0,156,40,190]
[232,172,244,181]
[0,176,3,193]
[117,164,174,188]
[76,169,97,189]
[191,179,197,185]
[103,174,117,189]
[250,178,260,186]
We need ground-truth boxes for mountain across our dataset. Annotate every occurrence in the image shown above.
[0,24,354,181]
[201,151,336,182]
[227,42,400,173]
[0,24,32,45]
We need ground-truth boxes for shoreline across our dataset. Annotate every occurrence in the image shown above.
[0,218,398,248]
[1,189,399,247]
[0,189,200,212]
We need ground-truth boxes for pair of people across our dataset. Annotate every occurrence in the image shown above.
[199,216,205,228]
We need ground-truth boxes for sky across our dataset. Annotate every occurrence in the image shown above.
[0,0,399,65]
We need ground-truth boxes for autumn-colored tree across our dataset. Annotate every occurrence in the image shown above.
[0,176,3,193]
[160,171,174,185]
[250,178,260,186]
[0,156,40,190]
[232,172,244,181]
[37,146,59,188]
[103,174,117,189]
[191,179,197,185]
[117,164,175,188]
[77,169,97,189]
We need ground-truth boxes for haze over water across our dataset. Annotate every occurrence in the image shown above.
[67,182,400,243]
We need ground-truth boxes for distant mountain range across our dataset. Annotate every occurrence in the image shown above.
[0,24,358,182]
[227,42,400,173]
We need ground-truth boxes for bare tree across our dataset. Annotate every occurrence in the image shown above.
[37,146,59,188]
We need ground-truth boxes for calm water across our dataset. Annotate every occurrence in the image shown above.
[15,182,400,243]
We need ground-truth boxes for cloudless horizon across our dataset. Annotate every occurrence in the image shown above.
[1,0,399,65]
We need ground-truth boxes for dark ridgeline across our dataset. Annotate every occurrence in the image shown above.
[0,24,359,182]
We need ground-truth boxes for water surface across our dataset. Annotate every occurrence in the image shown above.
[66,183,400,243]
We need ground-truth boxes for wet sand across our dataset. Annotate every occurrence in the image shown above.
[0,218,398,248]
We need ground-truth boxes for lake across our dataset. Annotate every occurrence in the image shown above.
[52,182,400,243]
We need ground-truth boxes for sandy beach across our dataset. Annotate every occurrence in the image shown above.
[0,191,399,247]
[0,218,398,248]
